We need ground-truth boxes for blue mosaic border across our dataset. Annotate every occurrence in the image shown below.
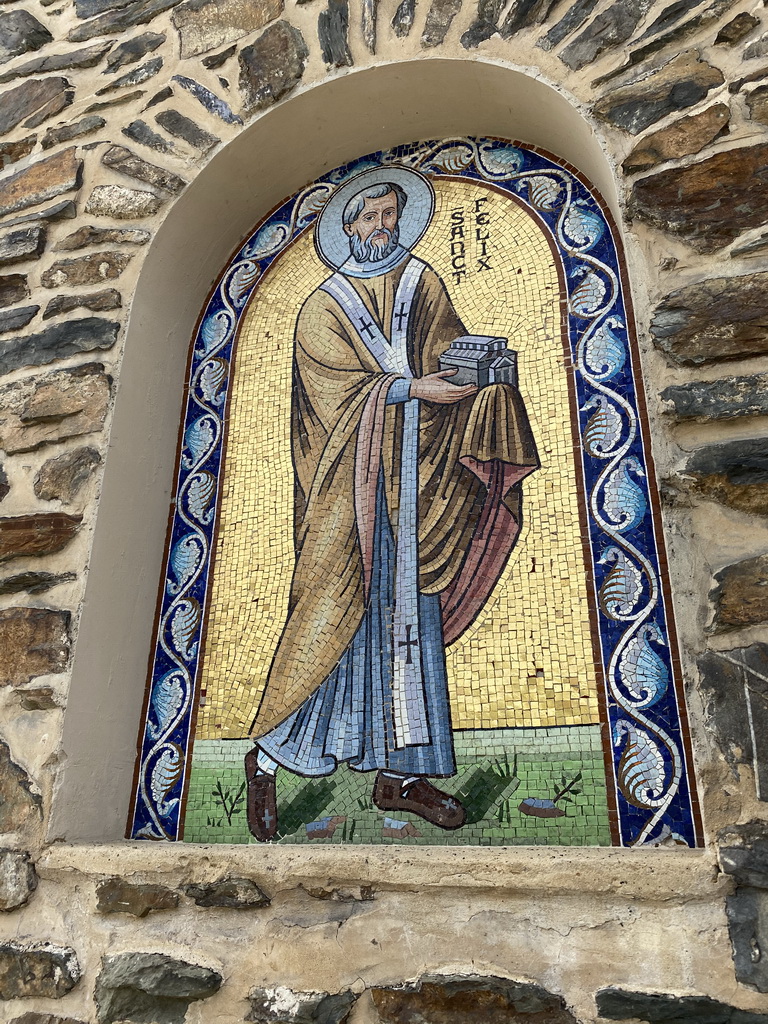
[128,137,701,848]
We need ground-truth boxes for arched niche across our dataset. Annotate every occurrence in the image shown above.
[51,57,627,842]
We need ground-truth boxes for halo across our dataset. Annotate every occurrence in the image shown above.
[314,165,435,271]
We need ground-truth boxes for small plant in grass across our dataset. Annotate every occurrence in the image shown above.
[519,771,584,819]
[212,778,246,825]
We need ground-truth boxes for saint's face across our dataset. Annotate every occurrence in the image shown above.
[343,192,399,252]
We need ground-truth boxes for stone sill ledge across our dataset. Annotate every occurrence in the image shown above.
[39,843,727,903]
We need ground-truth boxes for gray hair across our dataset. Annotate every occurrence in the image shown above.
[342,182,407,227]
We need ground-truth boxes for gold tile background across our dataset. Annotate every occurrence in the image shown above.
[197,177,600,738]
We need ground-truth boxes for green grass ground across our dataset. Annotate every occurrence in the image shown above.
[182,726,612,846]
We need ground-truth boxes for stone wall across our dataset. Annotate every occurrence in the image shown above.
[1,0,768,1018]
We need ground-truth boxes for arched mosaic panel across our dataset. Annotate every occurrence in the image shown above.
[128,137,702,849]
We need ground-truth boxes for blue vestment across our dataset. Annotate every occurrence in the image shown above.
[257,451,456,778]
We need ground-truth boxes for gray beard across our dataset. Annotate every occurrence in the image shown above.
[349,225,400,263]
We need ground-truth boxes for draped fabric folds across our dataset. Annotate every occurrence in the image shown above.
[250,258,540,739]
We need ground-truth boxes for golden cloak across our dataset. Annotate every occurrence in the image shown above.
[250,257,539,738]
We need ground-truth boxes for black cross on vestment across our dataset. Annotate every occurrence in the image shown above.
[358,318,376,340]
[393,302,408,332]
[398,623,419,665]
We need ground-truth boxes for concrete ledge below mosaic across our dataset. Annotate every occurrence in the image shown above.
[39,842,726,904]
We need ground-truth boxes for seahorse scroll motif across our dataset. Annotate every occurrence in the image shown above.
[296,184,334,224]
[186,471,217,524]
[516,175,563,210]
[228,262,261,306]
[598,547,643,619]
[182,416,215,469]
[602,457,647,532]
[168,534,203,596]
[245,221,289,259]
[169,599,201,662]
[618,624,669,710]
[584,316,626,381]
[563,199,605,251]
[149,670,185,740]
[199,310,230,355]
[199,357,228,407]
[150,744,184,816]
[426,144,474,173]
[583,395,623,457]
[477,142,524,177]
[613,720,667,808]
[570,266,607,317]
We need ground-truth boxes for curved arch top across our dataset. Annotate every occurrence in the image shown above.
[116,131,701,849]
[57,62,634,843]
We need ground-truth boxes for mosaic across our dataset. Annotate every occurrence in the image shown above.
[128,137,702,849]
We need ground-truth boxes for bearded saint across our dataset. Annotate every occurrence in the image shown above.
[244,170,540,842]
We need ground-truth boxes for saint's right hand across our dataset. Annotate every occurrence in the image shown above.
[410,368,479,404]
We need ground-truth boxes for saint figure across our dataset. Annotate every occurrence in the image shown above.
[244,166,539,841]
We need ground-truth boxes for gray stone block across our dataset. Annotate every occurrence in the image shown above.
[661,373,768,421]
[0,849,36,911]
[0,942,80,999]
[0,316,119,376]
[0,305,38,333]
[0,227,46,267]
[95,952,222,1024]
[597,987,768,1021]
[0,11,52,66]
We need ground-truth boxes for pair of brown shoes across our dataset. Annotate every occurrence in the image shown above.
[244,751,467,842]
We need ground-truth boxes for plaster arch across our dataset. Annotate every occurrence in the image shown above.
[51,56,631,842]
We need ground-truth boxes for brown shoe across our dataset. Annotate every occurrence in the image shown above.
[372,773,466,830]
[245,748,278,842]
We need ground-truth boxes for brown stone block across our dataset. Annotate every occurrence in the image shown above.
[0,606,70,684]
[239,21,309,113]
[0,513,81,563]
[0,77,70,137]
[0,363,111,453]
[0,136,35,169]
[623,103,729,174]
[629,142,768,252]
[371,976,578,1023]
[41,252,132,288]
[0,147,81,220]
[715,10,760,44]
[22,87,74,130]
[710,554,768,632]
[101,143,186,195]
[173,0,283,58]
[34,445,101,502]
[0,273,28,307]
[747,84,768,127]
[43,289,121,319]
[54,225,149,250]
[96,876,180,916]
[683,439,768,517]
[0,739,42,832]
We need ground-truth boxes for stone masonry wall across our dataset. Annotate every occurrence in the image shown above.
[1,0,768,1019]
